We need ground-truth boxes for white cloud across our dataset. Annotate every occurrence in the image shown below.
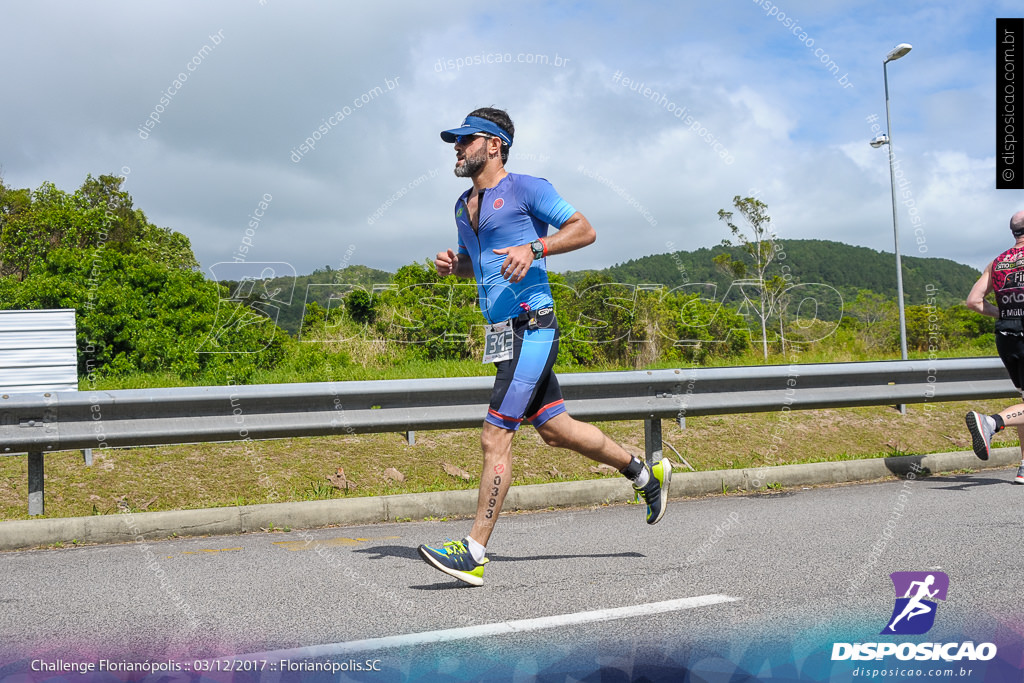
[728,87,795,141]
[0,0,1007,282]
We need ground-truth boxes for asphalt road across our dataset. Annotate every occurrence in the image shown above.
[1,468,1022,681]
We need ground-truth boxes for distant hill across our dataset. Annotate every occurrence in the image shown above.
[562,239,979,313]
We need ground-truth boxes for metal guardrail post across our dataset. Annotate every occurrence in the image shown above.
[27,451,44,516]
[644,419,663,463]
[404,431,416,446]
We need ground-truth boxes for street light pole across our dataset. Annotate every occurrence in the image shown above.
[884,54,909,362]
[870,42,912,413]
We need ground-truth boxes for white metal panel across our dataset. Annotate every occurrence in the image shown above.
[0,309,79,392]
[0,348,77,369]
[0,366,79,389]
[0,309,76,331]
[0,330,77,350]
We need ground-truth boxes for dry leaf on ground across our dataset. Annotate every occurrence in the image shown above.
[327,467,357,490]
[442,463,472,480]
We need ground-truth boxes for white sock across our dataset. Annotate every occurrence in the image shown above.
[466,535,486,563]
[633,466,651,488]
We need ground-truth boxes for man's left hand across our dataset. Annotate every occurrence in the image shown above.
[493,244,535,283]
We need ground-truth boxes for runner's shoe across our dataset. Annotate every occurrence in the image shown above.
[965,411,996,460]
[1015,464,1024,485]
[418,538,488,586]
[634,458,672,525]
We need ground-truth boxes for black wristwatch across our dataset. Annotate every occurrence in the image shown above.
[529,239,545,260]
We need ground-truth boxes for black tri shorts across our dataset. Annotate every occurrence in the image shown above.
[485,308,566,431]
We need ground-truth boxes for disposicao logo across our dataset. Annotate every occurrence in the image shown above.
[831,571,997,662]
[882,571,948,635]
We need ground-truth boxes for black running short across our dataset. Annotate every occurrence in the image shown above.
[485,309,566,431]
[997,329,1024,392]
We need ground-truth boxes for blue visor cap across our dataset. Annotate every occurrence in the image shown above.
[440,115,513,146]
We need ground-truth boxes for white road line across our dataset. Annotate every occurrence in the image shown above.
[230,594,739,661]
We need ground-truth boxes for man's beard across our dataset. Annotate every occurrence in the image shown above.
[454,150,487,178]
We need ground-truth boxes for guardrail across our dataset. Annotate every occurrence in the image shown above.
[1,358,1016,516]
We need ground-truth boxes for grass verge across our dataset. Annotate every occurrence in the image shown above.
[0,398,1016,522]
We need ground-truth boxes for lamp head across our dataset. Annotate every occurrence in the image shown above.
[885,43,912,63]
[869,134,890,148]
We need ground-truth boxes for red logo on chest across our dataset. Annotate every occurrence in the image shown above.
[492,198,504,210]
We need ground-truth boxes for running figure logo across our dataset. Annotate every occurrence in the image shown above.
[881,571,949,635]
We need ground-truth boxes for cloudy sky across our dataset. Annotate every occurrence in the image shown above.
[1,0,1019,281]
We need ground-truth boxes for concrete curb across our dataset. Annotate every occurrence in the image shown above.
[0,448,1017,552]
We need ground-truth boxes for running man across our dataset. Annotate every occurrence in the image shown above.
[964,209,1024,484]
[885,574,938,632]
[417,107,671,586]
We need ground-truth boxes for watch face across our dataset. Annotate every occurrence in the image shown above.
[531,241,544,258]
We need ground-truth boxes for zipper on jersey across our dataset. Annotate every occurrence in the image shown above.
[464,187,492,322]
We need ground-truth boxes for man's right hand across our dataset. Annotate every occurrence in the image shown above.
[435,248,459,276]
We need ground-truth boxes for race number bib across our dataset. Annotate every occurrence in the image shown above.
[482,320,514,364]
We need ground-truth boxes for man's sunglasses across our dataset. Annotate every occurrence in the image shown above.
[455,133,497,145]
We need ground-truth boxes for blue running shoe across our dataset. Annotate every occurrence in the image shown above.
[418,538,488,586]
[634,459,672,525]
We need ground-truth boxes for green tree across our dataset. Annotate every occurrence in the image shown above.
[666,286,751,362]
[0,174,198,281]
[551,274,751,367]
[374,261,481,360]
[714,196,783,358]
[345,288,376,325]
[1,246,287,379]
[848,289,898,352]
[0,174,281,382]
[0,181,103,280]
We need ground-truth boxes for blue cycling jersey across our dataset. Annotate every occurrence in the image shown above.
[455,173,576,323]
